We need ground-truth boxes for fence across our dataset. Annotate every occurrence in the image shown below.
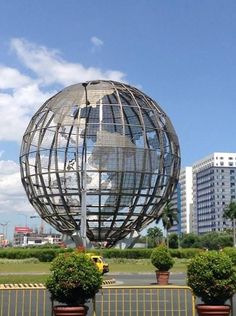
[93,285,196,316]
[0,283,218,316]
[0,284,50,316]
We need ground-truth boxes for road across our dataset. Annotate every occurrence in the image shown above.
[107,272,186,286]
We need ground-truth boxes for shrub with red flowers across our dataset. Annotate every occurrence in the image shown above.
[46,252,102,306]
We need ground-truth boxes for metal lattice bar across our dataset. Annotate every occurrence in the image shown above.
[20,80,180,247]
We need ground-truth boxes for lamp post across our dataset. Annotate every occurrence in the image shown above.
[30,215,44,234]
[0,222,9,243]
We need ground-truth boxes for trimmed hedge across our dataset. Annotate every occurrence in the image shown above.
[93,247,203,259]
[0,247,235,262]
[0,248,72,262]
[223,247,236,265]
[169,248,202,258]
[98,248,153,259]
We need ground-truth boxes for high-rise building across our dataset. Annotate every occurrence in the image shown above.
[167,182,181,234]
[192,152,236,234]
[179,167,193,234]
[168,152,236,237]
[169,167,193,234]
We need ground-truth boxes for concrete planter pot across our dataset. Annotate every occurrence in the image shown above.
[53,305,88,316]
[196,304,231,316]
[155,271,170,285]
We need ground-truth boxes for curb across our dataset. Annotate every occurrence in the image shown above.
[106,272,185,276]
[102,278,116,285]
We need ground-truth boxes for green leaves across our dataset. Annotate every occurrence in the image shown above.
[46,252,103,305]
[187,251,236,305]
[223,201,236,221]
[151,244,174,271]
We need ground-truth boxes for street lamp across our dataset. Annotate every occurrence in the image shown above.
[0,222,10,241]
[30,215,44,234]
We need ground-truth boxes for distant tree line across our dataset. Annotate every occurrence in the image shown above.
[142,200,236,250]
[143,230,233,250]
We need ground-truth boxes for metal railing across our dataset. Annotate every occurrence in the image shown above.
[93,285,196,316]
[0,284,50,316]
[0,284,205,316]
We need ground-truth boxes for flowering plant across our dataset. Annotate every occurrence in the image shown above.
[46,252,102,305]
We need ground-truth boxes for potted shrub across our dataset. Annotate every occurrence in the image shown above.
[46,251,103,316]
[187,251,236,316]
[150,244,174,285]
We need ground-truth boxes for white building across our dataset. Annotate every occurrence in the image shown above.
[192,152,236,234]
[169,152,236,236]
[179,167,193,234]
[13,226,62,247]
[169,167,193,234]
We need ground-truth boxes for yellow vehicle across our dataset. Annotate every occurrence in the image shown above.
[87,253,109,274]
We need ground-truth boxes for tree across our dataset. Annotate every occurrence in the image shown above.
[147,227,163,248]
[200,231,233,250]
[156,201,179,247]
[168,233,179,249]
[223,201,236,247]
[180,233,200,248]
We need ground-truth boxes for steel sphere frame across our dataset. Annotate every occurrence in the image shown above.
[20,80,180,247]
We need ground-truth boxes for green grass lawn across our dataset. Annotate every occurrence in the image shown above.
[0,274,48,284]
[0,262,50,273]
[0,258,190,284]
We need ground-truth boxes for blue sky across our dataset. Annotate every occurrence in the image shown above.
[0,0,236,239]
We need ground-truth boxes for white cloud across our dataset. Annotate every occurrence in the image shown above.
[0,66,32,89]
[0,160,34,214]
[0,37,127,229]
[0,83,53,141]
[0,38,126,142]
[91,36,104,48]
[10,38,125,86]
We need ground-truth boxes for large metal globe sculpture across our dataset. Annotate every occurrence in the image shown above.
[20,80,180,247]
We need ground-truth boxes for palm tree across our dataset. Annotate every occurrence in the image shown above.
[156,201,179,247]
[147,227,163,247]
[223,201,236,247]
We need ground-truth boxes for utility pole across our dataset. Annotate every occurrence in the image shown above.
[30,216,44,234]
[80,82,90,249]
[0,222,9,245]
